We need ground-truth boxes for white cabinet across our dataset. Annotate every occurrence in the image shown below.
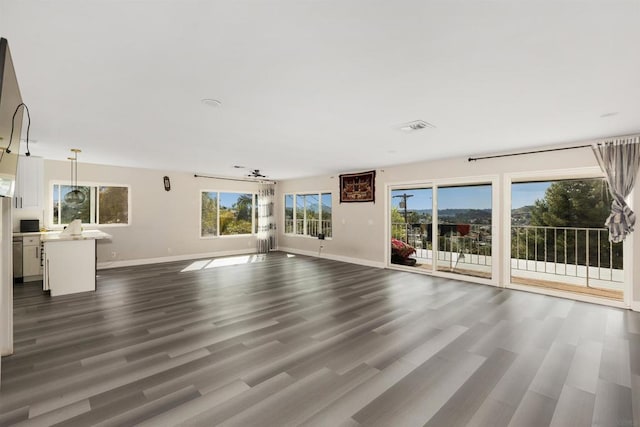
[43,239,96,296]
[22,235,42,279]
[14,155,43,210]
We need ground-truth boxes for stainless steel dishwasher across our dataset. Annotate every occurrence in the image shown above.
[12,236,22,282]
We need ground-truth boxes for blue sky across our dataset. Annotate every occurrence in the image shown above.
[390,182,551,210]
[391,186,493,210]
[208,192,252,209]
[511,182,551,208]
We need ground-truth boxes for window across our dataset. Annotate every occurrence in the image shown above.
[52,184,129,226]
[200,191,255,237]
[284,192,332,238]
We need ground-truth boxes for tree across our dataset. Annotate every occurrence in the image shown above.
[201,192,217,236]
[390,207,408,241]
[530,180,610,228]
[235,194,253,222]
[516,179,621,268]
[99,186,128,224]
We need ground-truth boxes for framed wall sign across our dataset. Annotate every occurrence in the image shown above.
[339,170,375,203]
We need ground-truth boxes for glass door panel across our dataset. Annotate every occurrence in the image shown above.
[435,184,492,279]
[390,187,432,269]
[511,178,623,300]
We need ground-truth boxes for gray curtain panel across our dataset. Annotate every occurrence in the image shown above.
[592,136,640,243]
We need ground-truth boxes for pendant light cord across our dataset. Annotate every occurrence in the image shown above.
[5,102,31,156]
[70,154,74,190]
[69,150,79,190]
[74,153,78,191]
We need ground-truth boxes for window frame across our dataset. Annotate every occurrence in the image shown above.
[283,192,332,239]
[49,180,131,228]
[199,189,257,239]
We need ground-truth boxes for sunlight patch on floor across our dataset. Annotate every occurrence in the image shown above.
[181,255,266,272]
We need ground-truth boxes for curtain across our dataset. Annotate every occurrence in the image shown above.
[257,184,277,253]
[592,136,640,243]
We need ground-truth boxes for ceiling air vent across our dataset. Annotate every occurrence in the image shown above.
[398,120,435,132]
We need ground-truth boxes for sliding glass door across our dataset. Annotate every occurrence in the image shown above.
[389,181,493,280]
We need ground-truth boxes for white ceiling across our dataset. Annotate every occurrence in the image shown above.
[1,0,639,180]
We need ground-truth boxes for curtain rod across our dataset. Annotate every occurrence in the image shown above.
[468,144,592,162]
[194,173,276,184]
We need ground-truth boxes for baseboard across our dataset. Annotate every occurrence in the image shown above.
[277,247,386,269]
[97,249,256,270]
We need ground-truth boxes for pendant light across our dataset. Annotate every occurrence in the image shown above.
[64,148,85,205]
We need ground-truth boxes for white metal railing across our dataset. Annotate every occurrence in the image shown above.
[390,223,491,267]
[285,218,332,237]
[390,223,623,288]
[511,225,623,286]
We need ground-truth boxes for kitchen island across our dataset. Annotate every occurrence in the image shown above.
[42,230,111,296]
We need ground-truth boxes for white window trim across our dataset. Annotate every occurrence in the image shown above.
[284,191,333,239]
[49,180,131,229]
[199,189,257,239]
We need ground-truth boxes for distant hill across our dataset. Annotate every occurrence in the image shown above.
[405,208,492,224]
[511,205,534,225]
[409,208,491,217]
[402,206,535,226]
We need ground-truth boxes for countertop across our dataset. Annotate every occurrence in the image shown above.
[41,230,112,242]
[13,231,50,237]
[14,230,112,241]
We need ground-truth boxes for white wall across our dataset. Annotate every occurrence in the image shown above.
[13,160,262,266]
[277,144,640,310]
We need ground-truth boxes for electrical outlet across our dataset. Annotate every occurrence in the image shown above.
[111,251,116,258]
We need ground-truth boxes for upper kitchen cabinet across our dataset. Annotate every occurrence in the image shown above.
[14,155,43,210]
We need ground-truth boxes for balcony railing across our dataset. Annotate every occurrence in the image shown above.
[285,218,332,237]
[390,222,491,266]
[511,225,623,287]
[390,222,623,291]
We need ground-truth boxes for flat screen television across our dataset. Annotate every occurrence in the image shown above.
[0,37,23,198]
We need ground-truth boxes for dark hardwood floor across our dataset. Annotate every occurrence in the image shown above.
[1,252,638,426]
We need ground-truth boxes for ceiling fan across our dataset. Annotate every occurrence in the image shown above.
[247,169,267,178]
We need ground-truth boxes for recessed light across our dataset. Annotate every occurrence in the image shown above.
[397,120,436,132]
[600,112,618,118]
[201,99,222,107]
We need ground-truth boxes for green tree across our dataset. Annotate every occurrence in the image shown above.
[235,194,253,222]
[201,192,217,236]
[390,207,407,241]
[99,186,128,224]
[515,179,621,268]
[530,180,609,228]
